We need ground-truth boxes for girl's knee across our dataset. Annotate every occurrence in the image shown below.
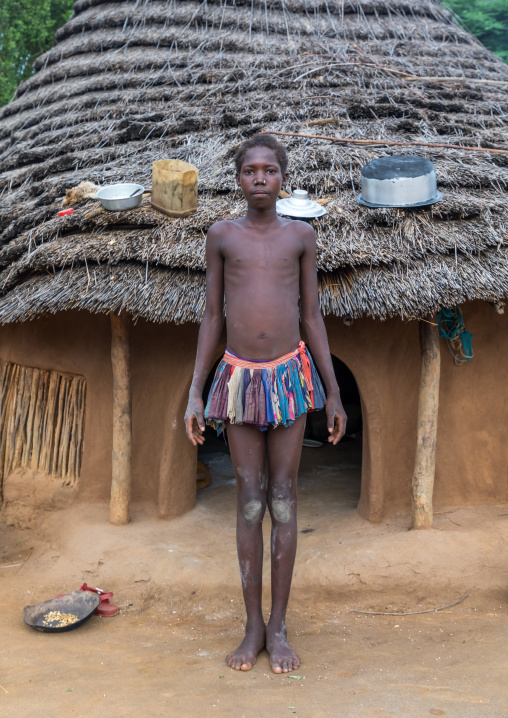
[269,497,295,524]
[268,476,297,525]
[241,498,266,525]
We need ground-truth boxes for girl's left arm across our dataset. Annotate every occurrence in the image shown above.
[299,223,347,444]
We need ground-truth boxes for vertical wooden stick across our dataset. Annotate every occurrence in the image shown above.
[5,364,20,478]
[24,368,40,466]
[74,379,86,481]
[411,320,441,530]
[110,311,132,525]
[52,375,66,476]
[30,370,48,470]
[0,360,9,502]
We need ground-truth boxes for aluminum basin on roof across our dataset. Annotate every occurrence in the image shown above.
[357,155,443,208]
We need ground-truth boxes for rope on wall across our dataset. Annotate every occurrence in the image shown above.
[437,306,474,366]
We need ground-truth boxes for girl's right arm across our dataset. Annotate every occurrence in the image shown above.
[185,223,225,445]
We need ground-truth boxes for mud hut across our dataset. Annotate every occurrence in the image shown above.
[0,0,507,526]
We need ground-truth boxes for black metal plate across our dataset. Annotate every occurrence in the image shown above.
[23,591,100,633]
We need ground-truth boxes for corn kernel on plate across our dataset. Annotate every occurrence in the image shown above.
[23,591,100,632]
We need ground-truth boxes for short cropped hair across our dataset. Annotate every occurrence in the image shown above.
[234,134,288,175]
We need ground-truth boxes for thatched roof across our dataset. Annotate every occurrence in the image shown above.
[1,0,507,323]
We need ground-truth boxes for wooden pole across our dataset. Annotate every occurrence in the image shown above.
[110,311,132,525]
[411,320,441,530]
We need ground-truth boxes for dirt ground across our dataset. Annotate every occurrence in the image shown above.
[1,439,508,717]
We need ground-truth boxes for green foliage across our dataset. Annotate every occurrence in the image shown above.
[0,0,74,106]
[444,0,508,61]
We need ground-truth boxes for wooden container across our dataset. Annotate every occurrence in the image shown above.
[151,159,198,218]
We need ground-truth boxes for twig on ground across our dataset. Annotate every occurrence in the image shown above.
[349,590,470,616]
[14,548,33,575]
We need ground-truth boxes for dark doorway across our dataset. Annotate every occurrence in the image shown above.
[305,355,363,442]
[298,354,362,510]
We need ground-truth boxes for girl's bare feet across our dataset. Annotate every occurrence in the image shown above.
[266,621,301,674]
[226,620,266,671]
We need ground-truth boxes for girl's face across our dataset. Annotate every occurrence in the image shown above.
[236,146,286,207]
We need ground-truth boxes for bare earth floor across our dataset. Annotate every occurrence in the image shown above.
[1,441,508,717]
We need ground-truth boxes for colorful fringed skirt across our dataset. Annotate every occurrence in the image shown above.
[204,341,326,433]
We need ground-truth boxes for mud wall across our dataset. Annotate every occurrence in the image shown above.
[0,312,199,516]
[325,299,508,520]
[0,300,505,522]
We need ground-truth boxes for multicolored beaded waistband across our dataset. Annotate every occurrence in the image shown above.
[224,340,307,371]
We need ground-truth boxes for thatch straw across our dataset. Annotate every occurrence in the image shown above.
[0,0,507,323]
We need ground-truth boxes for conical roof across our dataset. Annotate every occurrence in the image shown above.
[0,0,507,323]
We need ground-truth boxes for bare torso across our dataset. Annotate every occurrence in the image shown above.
[220,217,305,360]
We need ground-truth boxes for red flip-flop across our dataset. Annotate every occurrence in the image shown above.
[55,584,119,617]
[80,583,119,617]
